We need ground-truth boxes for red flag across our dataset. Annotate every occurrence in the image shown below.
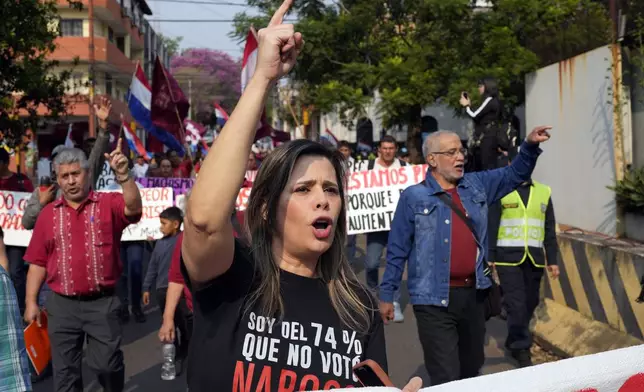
[151,56,190,146]
[146,133,164,154]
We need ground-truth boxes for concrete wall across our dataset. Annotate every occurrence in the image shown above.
[526,45,619,235]
[532,233,644,357]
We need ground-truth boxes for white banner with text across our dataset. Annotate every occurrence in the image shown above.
[0,188,174,247]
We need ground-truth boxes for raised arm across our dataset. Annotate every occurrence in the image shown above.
[21,189,43,230]
[472,125,552,204]
[89,97,112,188]
[105,138,143,220]
[466,96,496,121]
[182,0,303,283]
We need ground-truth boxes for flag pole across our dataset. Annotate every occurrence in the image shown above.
[250,24,258,41]
[157,57,192,162]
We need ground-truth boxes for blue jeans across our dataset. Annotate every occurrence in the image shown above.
[366,231,400,303]
[117,241,144,310]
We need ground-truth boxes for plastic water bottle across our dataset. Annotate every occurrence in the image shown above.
[161,343,176,380]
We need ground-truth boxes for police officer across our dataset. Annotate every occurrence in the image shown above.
[488,174,560,367]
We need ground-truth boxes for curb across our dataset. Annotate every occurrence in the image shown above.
[531,298,643,358]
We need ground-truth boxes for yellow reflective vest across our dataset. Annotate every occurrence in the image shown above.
[495,181,551,267]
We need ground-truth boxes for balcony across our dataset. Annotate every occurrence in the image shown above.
[52,36,136,75]
[56,0,146,48]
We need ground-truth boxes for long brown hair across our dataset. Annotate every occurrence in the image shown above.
[243,140,373,333]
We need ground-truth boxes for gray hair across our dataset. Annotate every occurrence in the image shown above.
[53,148,89,171]
[422,130,460,158]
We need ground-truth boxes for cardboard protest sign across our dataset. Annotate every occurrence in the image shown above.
[345,164,428,234]
[0,191,33,247]
[0,188,173,246]
[118,187,174,241]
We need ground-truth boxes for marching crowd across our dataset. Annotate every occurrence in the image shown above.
[0,1,562,391]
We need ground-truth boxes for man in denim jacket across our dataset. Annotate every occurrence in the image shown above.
[380,125,552,386]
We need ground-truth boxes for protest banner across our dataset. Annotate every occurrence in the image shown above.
[0,188,173,246]
[345,164,428,234]
[95,161,116,190]
[234,165,429,235]
[118,187,174,241]
[0,190,34,247]
[137,177,194,196]
[318,344,644,392]
[138,170,258,197]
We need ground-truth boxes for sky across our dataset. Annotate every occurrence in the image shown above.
[142,0,493,61]
[145,0,257,60]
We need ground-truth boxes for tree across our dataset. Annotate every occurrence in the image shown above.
[170,48,242,117]
[232,0,613,162]
[0,0,80,148]
[158,34,184,58]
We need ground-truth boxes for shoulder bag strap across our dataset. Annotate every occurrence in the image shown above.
[436,192,476,237]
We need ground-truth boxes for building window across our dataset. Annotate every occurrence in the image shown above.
[66,72,85,94]
[108,27,114,43]
[116,37,125,53]
[60,19,83,37]
[105,74,113,96]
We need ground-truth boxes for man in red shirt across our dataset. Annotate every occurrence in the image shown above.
[168,150,193,178]
[0,149,34,193]
[23,139,142,392]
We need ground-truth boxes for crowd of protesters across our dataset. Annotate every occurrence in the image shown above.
[0,3,557,390]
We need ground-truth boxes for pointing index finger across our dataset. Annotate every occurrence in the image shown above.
[269,0,293,27]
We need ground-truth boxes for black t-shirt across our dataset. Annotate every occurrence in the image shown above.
[181,239,387,391]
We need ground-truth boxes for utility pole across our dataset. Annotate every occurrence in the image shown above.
[188,79,192,120]
[88,0,96,137]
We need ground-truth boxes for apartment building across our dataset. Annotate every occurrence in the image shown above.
[143,19,171,80]
[37,0,169,154]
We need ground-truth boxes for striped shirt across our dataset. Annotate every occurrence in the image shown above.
[0,265,32,392]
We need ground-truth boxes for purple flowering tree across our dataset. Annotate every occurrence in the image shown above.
[170,48,242,118]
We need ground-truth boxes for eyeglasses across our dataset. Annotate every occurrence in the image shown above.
[431,148,468,159]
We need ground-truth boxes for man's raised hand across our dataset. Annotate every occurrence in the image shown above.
[254,0,304,84]
[104,138,129,177]
[94,96,112,129]
[526,125,552,144]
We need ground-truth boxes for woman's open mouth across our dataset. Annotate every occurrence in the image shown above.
[312,218,333,239]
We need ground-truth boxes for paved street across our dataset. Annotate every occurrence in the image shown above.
[34,237,516,391]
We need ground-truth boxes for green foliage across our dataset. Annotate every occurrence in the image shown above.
[158,34,184,58]
[0,0,82,148]
[608,167,644,213]
[627,0,644,91]
[231,0,613,160]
